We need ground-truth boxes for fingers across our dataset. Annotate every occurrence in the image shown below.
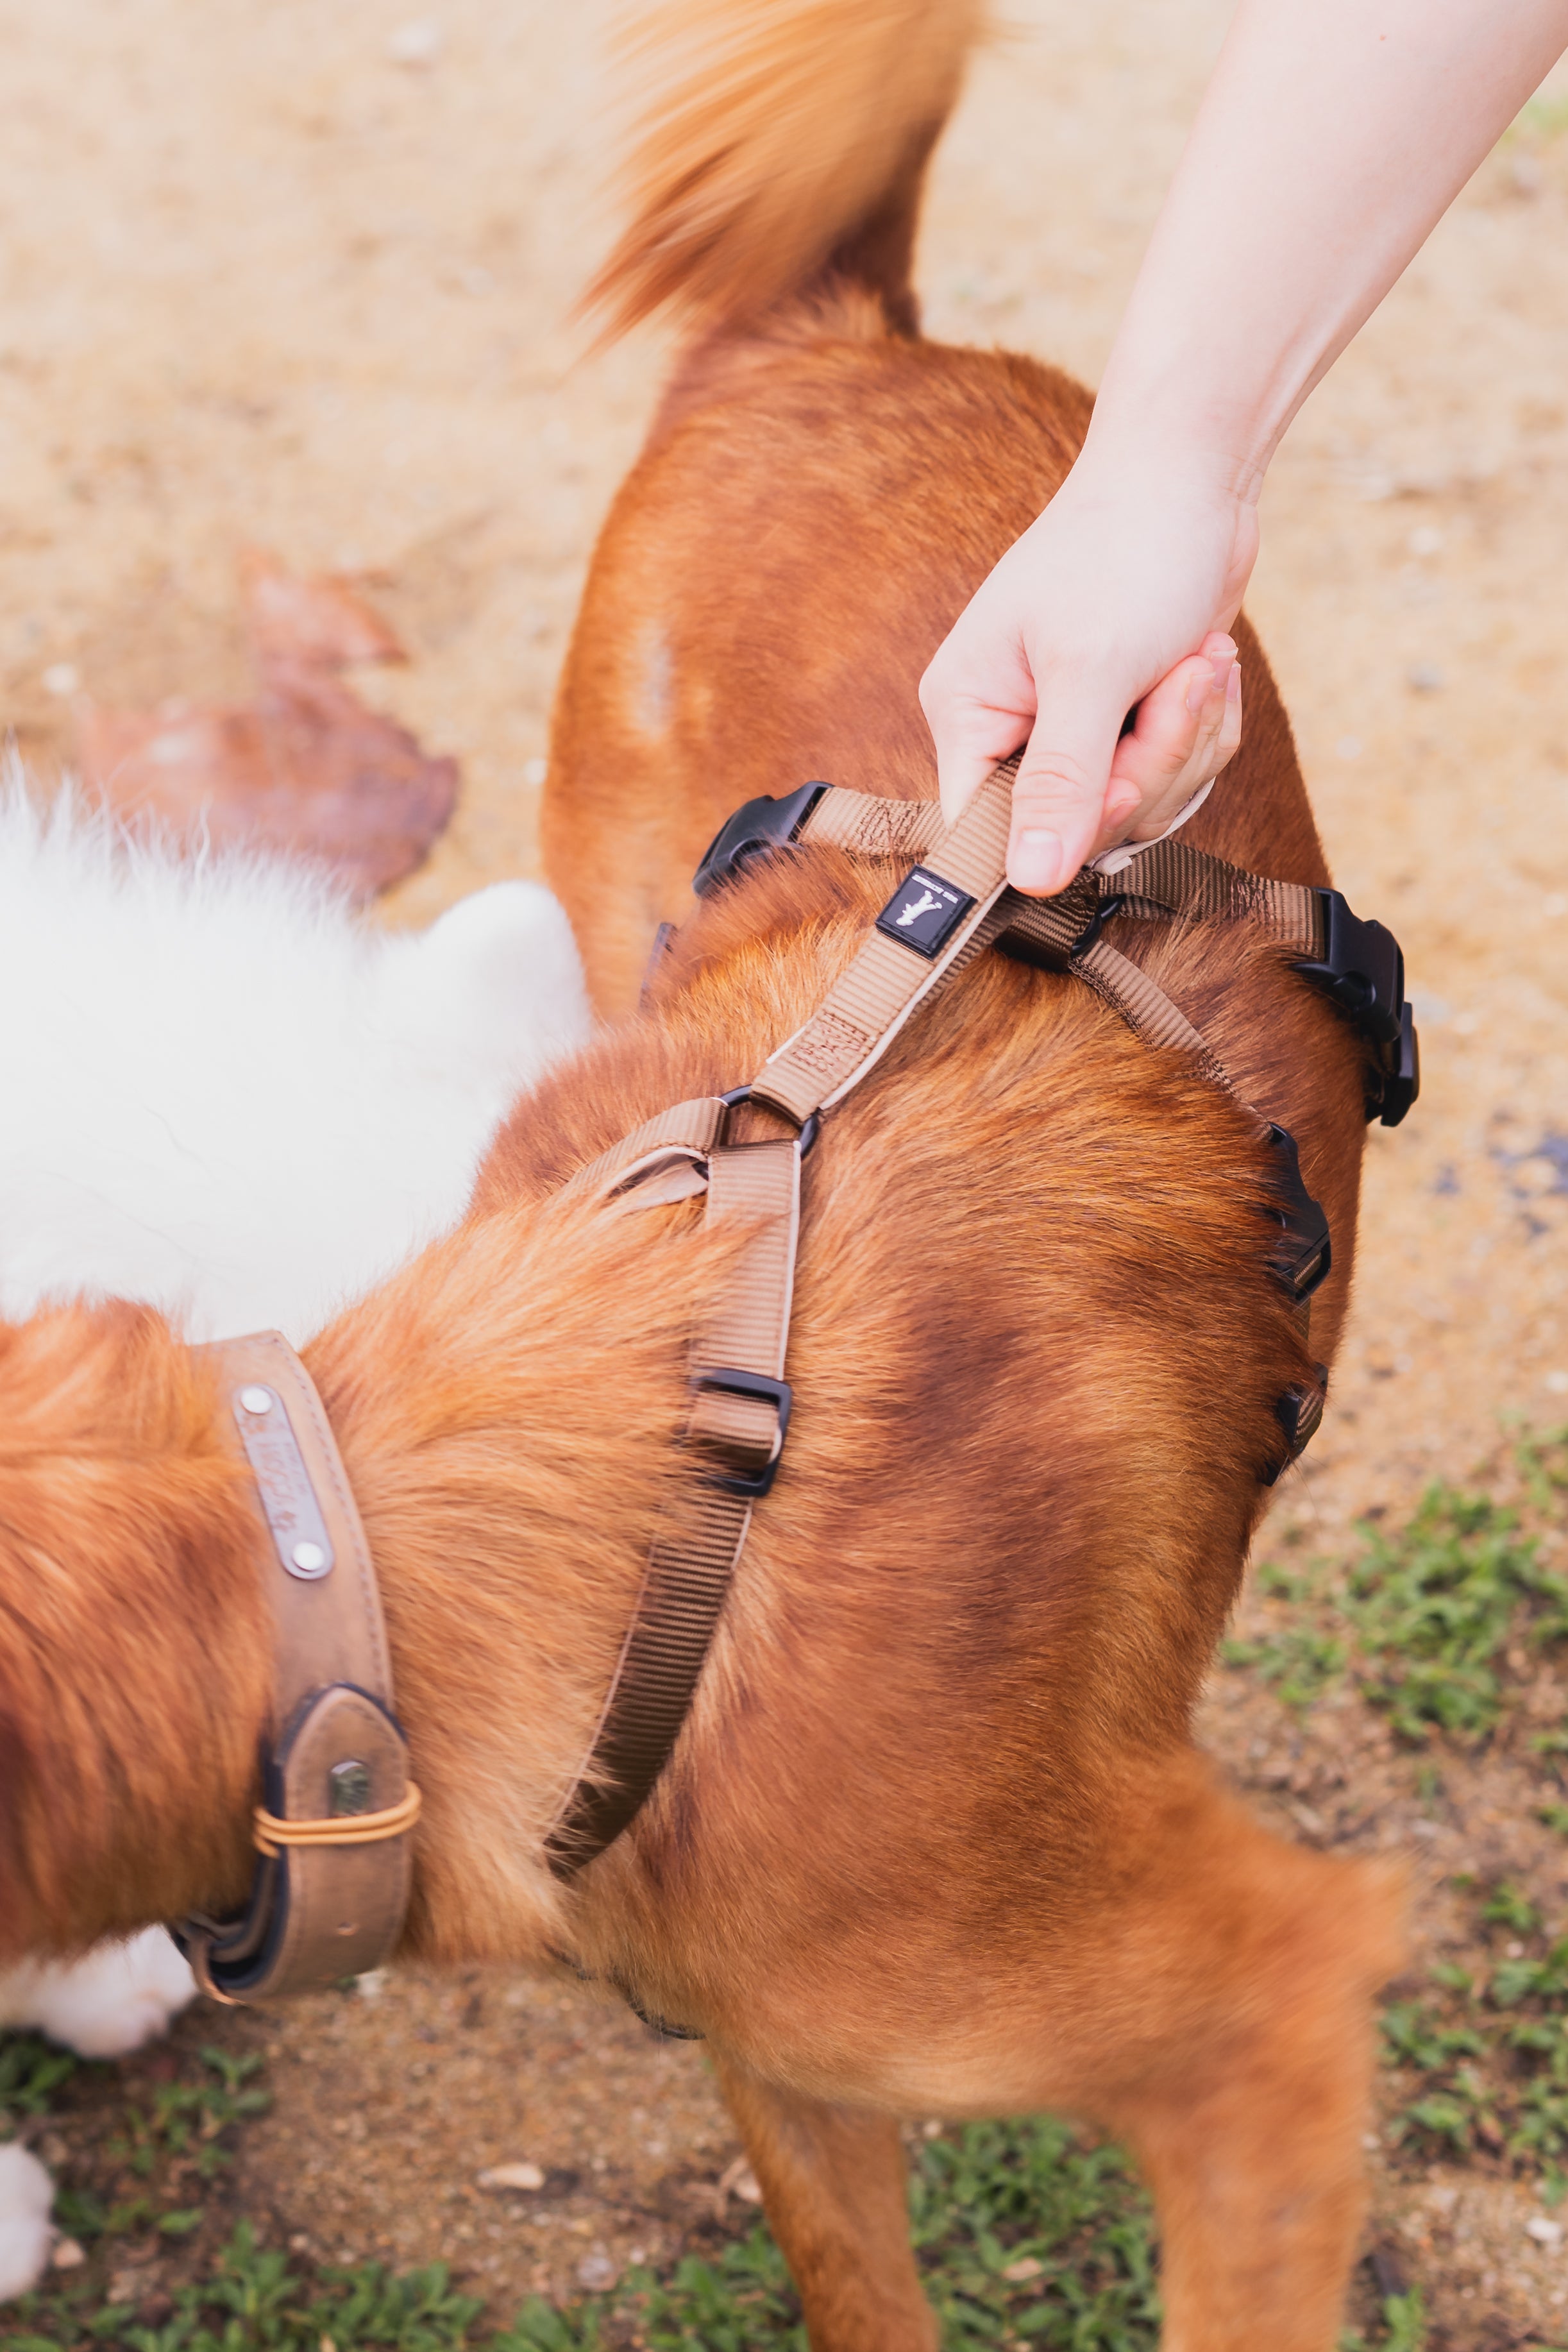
[920,638,1035,829]
[1096,632,1242,854]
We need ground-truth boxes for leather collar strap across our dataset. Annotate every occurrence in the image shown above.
[176,1332,418,2003]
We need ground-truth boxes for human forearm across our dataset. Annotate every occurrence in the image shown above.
[1088,0,1568,493]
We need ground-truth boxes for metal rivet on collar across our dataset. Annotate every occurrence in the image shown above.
[292,1541,328,1575]
[329,1759,374,1816]
[239,1385,273,1416]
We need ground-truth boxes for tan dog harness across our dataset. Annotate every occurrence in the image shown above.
[177,1332,419,2003]
[176,760,1417,1976]
[544,759,1418,1876]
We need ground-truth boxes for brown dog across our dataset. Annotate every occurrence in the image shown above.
[0,4,1403,2346]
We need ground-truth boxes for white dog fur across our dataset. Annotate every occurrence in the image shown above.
[0,774,592,2293]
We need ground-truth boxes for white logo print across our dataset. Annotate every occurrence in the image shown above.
[896,887,942,928]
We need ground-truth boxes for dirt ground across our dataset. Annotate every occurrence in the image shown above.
[3,0,1568,2342]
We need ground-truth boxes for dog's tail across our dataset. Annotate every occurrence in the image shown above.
[587,0,987,339]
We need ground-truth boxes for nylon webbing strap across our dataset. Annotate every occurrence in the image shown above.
[750,759,1020,1124]
[1106,837,1323,958]
[797,786,943,861]
[1075,936,1233,1090]
[546,1135,800,1876]
[557,1096,728,1205]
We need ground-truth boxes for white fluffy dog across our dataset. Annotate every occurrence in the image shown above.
[0,777,591,2296]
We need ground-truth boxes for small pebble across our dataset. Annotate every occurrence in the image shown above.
[1528,2215,1564,2246]
[42,662,79,696]
[1547,1371,1568,1396]
[1407,527,1445,557]
[1002,2256,1043,2283]
[476,2161,544,2192]
[1406,662,1445,692]
[577,2249,617,2291]
[50,2238,85,2271]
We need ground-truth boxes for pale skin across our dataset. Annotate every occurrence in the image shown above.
[922,0,1568,894]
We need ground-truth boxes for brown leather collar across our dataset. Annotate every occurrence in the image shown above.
[177,1332,418,2004]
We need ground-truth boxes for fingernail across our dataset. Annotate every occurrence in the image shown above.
[1226,660,1242,704]
[1103,785,1139,829]
[1010,828,1065,893]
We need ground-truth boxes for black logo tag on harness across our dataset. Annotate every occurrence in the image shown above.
[874,867,976,959]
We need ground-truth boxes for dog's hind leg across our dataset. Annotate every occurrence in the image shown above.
[710,2047,938,2352]
[1016,1764,1405,2352]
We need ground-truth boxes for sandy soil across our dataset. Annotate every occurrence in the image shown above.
[3,1,1567,2341]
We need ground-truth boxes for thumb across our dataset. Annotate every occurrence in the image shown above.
[1005,694,1125,896]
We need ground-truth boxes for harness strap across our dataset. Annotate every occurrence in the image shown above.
[750,761,1022,1124]
[796,784,943,861]
[545,1133,802,1875]
[556,1095,729,1204]
[176,1333,416,2002]
[1102,834,1320,953]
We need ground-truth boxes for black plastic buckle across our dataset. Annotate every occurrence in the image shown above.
[1263,1123,1332,1305]
[692,782,830,899]
[1292,890,1421,1127]
[693,1367,793,1499]
[1294,890,1404,1046]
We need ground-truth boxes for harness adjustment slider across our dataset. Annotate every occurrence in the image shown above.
[1260,1364,1330,1485]
[1263,1124,1333,1305]
[693,782,830,899]
[691,1367,793,1498]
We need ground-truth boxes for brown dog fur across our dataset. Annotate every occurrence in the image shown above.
[0,4,1404,2346]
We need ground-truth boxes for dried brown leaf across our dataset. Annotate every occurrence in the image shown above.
[75,561,457,898]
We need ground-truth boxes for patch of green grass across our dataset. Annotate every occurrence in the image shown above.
[1344,1485,1568,1743]
[104,2047,270,2186]
[1222,1625,1345,1708]
[5,2222,490,2352]
[1229,1443,1568,1744]
[579,2119,1163,2352]
[1381,1888,1568,2176]
[1342,2289,1428,2352]
[0,2036,78,2124]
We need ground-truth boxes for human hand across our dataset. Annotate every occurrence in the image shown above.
[919,453,1257,893]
